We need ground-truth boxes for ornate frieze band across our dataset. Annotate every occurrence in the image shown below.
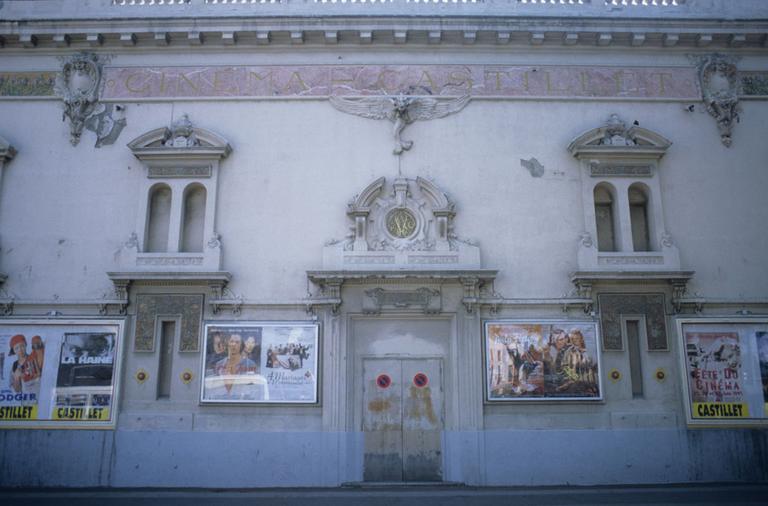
[4,67,768,100]
[100,65,701,100]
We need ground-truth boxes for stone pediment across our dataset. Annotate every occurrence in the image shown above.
[128,114,231,162]
[322,176,480,270]
[568,113,671,161]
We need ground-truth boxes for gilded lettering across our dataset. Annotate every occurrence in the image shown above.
[580,71,590,93]
[179,72,201,93]
[613,70,639,94]
[484,70,505,92]
[650,72,672,95]
[375,69,399,93]
[124,71,149,94]
[284,71,309,93]
[447,70,473,92]
[159,72,168,93]
[213,69,237,94]
[415,71,437,92]
[248,71,275,93]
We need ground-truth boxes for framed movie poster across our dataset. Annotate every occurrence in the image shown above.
[201,322,319,404]
[0,319,124,429]
[677,318,768,427]
[485,320,603,401]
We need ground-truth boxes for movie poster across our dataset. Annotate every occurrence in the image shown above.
[485,321,602,401]
[201,323,318,404]
[0,320,123,429]
[678,319,768,426]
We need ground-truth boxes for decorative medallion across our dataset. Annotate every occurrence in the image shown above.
[180,369,194,385]
[654,368,666,383]
[135,368,148,384]
[609,368,622,383]
[386,208,417,238]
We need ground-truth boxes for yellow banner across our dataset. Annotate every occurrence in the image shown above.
[0,405,38,420]
[52,406,111,421]
[693,402,749,418]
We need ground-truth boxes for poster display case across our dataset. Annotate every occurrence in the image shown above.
[677,318,768,427]
[0,319,124,429]
[484,320,603,402]
[201,322,319,404]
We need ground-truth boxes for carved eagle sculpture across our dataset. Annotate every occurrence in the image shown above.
[330,93,471,155]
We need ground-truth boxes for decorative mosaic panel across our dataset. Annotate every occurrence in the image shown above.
[598,293,667,351]
[134,294,204,352]
[741,72,768,96]
[0,72,56,97]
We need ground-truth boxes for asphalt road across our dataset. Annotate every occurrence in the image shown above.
[1,483,767,506]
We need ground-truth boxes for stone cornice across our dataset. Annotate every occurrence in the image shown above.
[1,16,766,50]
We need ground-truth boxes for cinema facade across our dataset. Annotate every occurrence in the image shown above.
[0,0,767,488]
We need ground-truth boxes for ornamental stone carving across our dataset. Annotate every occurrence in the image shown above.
[330,90,470,155]
[54,52,125,147]
[322,175,480,270]
[690,54,741,147]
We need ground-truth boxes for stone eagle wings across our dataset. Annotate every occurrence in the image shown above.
[330,94,471,154]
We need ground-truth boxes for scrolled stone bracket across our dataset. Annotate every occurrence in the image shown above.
[306,278,344,316]
[101,278,131,316]
[209,287,243,316]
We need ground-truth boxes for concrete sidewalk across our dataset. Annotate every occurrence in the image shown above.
[1,483,767,506]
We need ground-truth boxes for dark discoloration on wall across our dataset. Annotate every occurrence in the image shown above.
[364,452,402,482]
[686,429,768,482]
[405,450,442,482]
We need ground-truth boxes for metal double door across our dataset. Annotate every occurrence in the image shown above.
[362,358,443,482]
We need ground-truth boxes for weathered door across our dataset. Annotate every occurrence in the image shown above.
[362,358,443,482]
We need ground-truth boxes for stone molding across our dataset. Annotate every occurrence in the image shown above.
[1,0,766,50]
[306,269,497,315]
[570,270,694,314]
[107,270,231,314]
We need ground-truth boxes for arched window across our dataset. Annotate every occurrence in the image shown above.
[180,184,206,253]
[594,184,617,252]
[629,184,651,252]
[146,184,172,252]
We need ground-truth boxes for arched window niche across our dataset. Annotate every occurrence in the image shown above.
[628,183,652,252]
[569,113,681,272]
[145,183,172,253]
[593,183,618,252]
[181,184,207,253]
[120,115,231,273]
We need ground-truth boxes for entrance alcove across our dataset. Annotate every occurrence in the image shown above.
[308,175,496,484]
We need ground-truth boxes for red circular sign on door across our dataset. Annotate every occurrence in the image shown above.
[376,374,392,389]
[413,373,428,388]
